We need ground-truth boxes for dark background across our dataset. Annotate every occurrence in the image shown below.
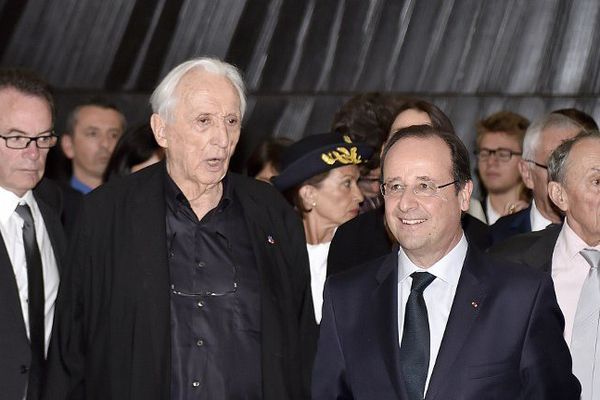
[2,0,599,177]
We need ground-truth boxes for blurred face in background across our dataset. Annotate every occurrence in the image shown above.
[62,105,125,188]
[520,126,579,219]
[477,131,522,195]
[357,108,434,199]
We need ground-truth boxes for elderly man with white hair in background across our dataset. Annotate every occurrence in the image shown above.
[45,58,315,400]
[490,112,581,244]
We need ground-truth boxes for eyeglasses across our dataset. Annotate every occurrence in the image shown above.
[0,132,58,149]
[475,148,522,162]
[380,179,457,198]
[523,159,548,170]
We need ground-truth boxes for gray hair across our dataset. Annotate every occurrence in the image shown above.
[522,113,581,160]
[548,130,600,184]
[150,57,246,122]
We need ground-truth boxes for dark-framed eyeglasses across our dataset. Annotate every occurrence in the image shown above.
[523,159,548,170]
[0,131,58,149]
[170,263,238,298]
[474,147,522,162]
[380,179,457,198]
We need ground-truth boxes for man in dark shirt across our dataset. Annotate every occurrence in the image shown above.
[45,58,315,400]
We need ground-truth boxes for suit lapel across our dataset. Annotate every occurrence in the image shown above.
[521,225,561,273]
[373,252,409,400]
[35,195,66,274]
[0,233,28,338]
[131,166,170,301]
[425,248,488,400]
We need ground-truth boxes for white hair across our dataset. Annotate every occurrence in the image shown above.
[522,113,581,160]
[149,57,246,122]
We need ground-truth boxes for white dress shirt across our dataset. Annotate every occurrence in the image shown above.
[485,196,501,225]
[530,199,553,232]
[0,186,60,356]
[307,241,332,324]
[551,219,600,345]
[397,234,468,394]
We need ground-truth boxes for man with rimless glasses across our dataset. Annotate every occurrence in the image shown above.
[312,125,579,399]
[489,112,582,245]
[0,69,66,400]
[45,58,315,400]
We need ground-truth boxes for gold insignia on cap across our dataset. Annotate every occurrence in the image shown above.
[343,135,353,144]
[321,146,364,165]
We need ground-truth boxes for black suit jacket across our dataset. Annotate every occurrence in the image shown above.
[489,205,532,245]
[488,223,562,273]
[45,162,316,400]
[312,245,580,400]
[0,179,66,400]
[327,208,491,276]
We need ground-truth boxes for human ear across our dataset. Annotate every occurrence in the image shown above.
[150,113,168,148]
[60,134,74,159]
[548,181,568,212]
[518,160,534,190]
[459,180,473,212]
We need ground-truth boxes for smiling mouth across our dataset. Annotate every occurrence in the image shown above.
[401,219,426,225]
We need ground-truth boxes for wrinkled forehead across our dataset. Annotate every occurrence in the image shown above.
[0,87,53,129]
[174,69,241,114]
[567,138,600,174]
[384,136,453,180]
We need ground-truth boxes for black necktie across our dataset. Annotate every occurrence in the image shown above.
[15,204,45,400]
[399,271,436,400]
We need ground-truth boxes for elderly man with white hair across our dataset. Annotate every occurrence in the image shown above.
[45,58,315,400]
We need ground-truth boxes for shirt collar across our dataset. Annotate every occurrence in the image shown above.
[558,218,600,260]
[0,186,34,224]
[530,199,553,231]
[164,173,233,215]
[397,234,468,286]
[70,175,92,194]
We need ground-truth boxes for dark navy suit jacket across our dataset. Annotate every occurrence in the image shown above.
[312,245,580,400]
[489,205,531,245]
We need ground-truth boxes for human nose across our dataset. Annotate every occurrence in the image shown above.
[396,186,418,212]
[211,119,230,148]
[352,182,364,203]
[22,140,40,159]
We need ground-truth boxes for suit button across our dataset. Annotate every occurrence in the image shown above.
[20,365,29,374]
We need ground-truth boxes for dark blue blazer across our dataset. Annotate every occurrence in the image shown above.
[489,205,531,245]
[312,246,580,400]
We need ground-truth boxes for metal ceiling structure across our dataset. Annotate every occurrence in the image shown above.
[1,0,599,171]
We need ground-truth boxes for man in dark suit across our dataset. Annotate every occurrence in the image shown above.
[490,131,600,400]
[490,112,580,244]
[0,70,66,400]
[312,125,579,399]
[46,58,315,400]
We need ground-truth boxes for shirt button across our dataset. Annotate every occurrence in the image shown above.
[197,261,206,268]
[196,339,204,347]
[197,301,204,308]
[192,381,200,388]
[20,365,29,374]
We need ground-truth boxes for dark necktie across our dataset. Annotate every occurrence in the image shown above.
[399,271,436,400]
[15,204,45,400]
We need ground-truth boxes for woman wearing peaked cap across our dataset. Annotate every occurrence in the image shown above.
[273,133,373,324]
